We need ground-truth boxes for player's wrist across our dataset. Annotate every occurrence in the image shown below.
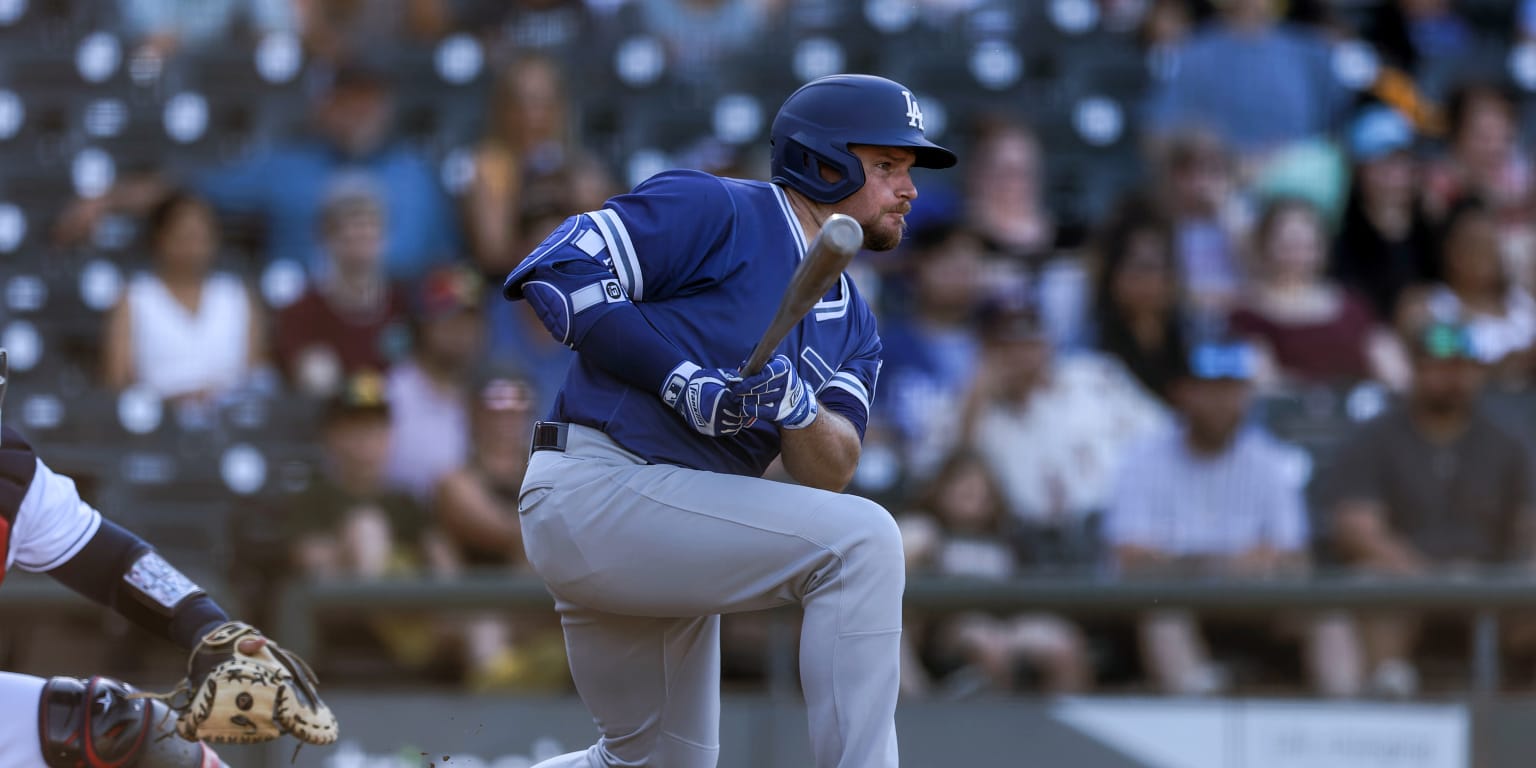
[660,361,703,408]
[779,388,819,430]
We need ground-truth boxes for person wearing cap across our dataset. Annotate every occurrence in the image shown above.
[272,176,410,397]
[1106,341,1353,696]
[1319,320,1535,697]
[432,374,568,691]
[55,58,460,281]
[961,298,1167,567]
[383,265,485,502]
[1332,104,1440,324]
[283,370,454,673]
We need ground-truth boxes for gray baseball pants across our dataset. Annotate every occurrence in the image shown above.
[520,424,904,768]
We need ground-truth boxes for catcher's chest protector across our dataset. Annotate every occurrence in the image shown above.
[0,425,39,589]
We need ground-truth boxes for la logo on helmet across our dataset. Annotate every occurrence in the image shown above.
[901,90,925,131]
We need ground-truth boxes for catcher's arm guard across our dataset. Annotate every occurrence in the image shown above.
[152,621,338,746]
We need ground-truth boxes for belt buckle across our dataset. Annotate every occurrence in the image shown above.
[530,421,568,455]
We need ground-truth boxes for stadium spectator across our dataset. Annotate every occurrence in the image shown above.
[1106,341,1357,696]
[1229,197,1409,390]
[464,52,604,274]
[432,373,569,691]
[100,191,267,401]
[961,300,1167,568]
[285,371,456,674]
[1359,0,1476,100]
[296,0,451,64]
[1139,0,1198,53]
[1091,194,1190,403]
[1320,320,1534,696]
[1144,0,1351,158]
[899,450,1093,696]
[1332,105,1440,325]
[635,0,773,83]
[1155,130,1247,324]
[963,117,1087,349]
[965,118,1056,261]
[1406,198,1536,386]
[121,0,296,59]
[272,177,410,397]
[1422,83,1535,284]
[57,60,461,281]
[877,223,988,484]
[384,265,484,502]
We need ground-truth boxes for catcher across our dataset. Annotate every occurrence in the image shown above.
[0,349,337,767]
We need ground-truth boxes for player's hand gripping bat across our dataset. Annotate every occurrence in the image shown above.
[740,213,863,376]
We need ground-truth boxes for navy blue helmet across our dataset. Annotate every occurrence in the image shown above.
[770,74,958,204]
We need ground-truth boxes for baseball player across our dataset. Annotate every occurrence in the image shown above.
[502,74,955,768]
[0,350,335,767]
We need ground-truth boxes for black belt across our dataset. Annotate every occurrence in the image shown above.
[530,421,569,454]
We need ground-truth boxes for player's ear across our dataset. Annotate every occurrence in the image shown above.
[817,160,842,184]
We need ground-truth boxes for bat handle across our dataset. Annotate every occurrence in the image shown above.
[740,344,774,378]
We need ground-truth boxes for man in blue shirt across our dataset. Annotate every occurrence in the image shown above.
[1146,0,1351,157]
[58,61,460,281]
[502,75,955,768]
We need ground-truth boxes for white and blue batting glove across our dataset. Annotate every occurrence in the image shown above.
[661,361,748,437]
[732,355,819,430]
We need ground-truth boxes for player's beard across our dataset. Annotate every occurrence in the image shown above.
[864,207,910,252]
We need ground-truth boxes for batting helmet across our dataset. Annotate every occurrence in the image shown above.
[770,74,957,204]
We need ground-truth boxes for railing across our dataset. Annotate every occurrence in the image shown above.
[10,572,1536,695]
[270,571,1536,697]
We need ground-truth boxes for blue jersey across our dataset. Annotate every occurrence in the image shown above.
[543,170,881,477]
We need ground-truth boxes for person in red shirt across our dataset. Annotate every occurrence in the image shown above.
[273,178,410,396]
[1229,197,1408,391]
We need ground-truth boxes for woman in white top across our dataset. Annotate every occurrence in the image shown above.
[101,192,266,401]
[1409,197,1536,385]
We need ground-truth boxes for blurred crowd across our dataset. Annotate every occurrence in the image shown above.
[11,0,1536,699]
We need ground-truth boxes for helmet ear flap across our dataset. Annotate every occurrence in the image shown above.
[772,132,863,204]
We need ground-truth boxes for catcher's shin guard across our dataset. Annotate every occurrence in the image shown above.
[38,676,227,768]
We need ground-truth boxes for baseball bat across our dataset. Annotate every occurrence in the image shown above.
[741,213,863,376]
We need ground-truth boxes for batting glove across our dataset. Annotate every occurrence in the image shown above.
[731,355,819,430]
[661,361,748,438]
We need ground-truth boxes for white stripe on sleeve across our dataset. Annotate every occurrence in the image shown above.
[825,371,871,412]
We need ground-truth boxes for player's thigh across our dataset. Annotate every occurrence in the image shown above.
[523,455,901,617]
[560,605,721,767]
[0,671,45,768]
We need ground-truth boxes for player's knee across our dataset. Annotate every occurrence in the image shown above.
[840,497,905,585]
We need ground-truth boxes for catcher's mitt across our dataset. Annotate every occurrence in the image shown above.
[158,621,339,745]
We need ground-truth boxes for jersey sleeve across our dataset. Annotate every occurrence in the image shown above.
[591,170,738,301]
[9,458,102,573]
[819,301,882,440]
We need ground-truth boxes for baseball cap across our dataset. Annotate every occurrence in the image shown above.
[324,370,391,421]
[1188,341,1256,381]
[975,296,1046,343]
[319,174,385,228]
[478,376,535,413]
[1349,105,1415,161]
[414,265,484,319]
[1408,320,1477,360]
